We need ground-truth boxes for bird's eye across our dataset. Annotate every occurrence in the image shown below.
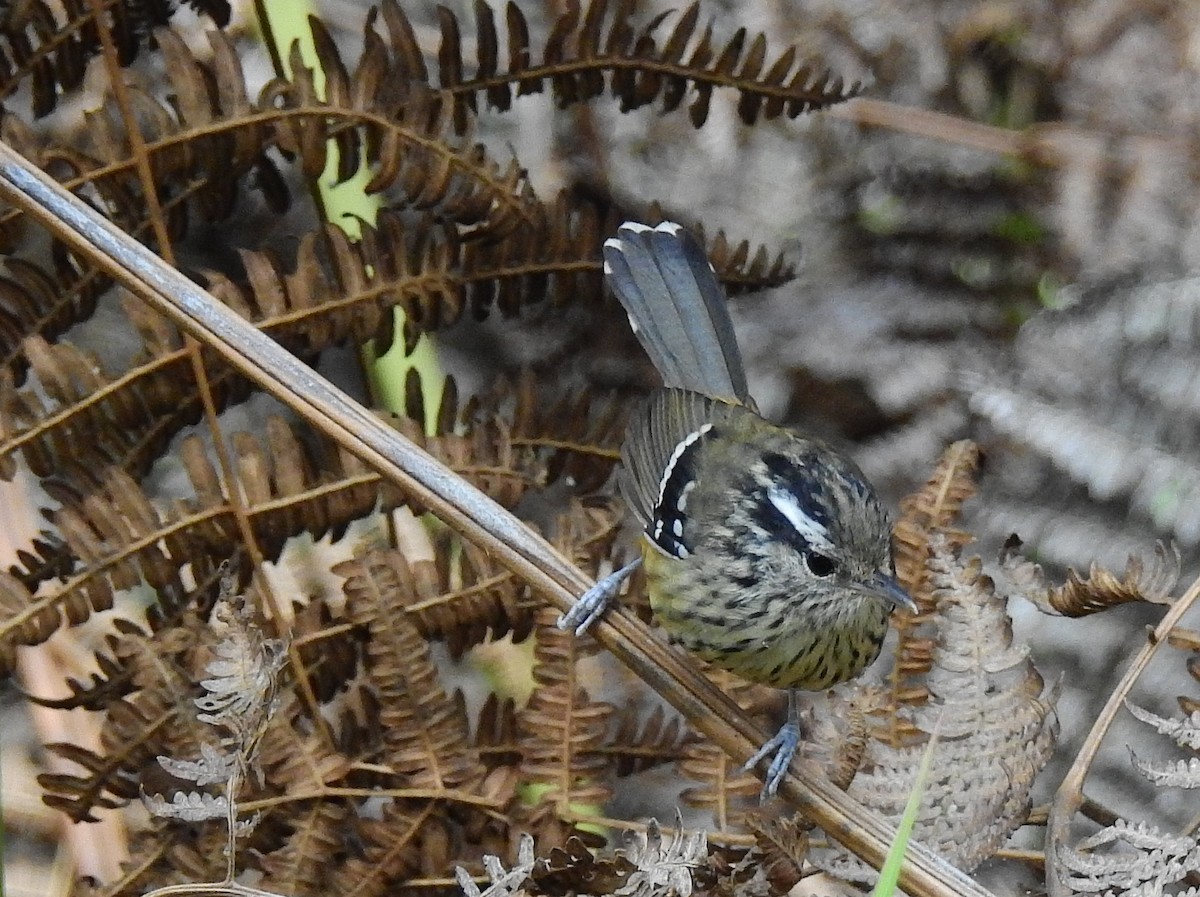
[806,553,836,577]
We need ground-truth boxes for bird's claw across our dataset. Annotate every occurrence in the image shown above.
[557,559,643,635]
[743,719,801,803]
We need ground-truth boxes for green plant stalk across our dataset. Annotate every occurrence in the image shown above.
[873,725,941,896]
[252,0,535,795]
[253,0,442,429]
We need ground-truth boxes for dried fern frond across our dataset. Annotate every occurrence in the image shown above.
[516,606,612,812]
[605,703,692,778]
[38,608,217,822]
[0,368,630,677]
[969,380,1200,547]
[254,800,358,895]
[386,0,865,135]
[1056,701,1200,895]
[998,538,1178,617]
[1058,818,1200,897]
[456,832,537,897]
[618,814,709,897]
[746,815,809,896]
[0,0,230,117]
[338,549,483,793]
[878,439,981,746]
[327,800,427,894]
[894,439,981,606]
[815,535,1058,881]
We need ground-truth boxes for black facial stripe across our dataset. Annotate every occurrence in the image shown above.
[760,451,831,531]
[648,426,715,558]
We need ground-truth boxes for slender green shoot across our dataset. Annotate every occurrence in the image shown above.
[872,722,942,897]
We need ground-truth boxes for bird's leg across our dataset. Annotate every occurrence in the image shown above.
[743,688,804,802]
[556,558,643,636]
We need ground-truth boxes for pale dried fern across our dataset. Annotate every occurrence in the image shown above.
[814,534,1059,882]
[142,568,287,868]
[616,817,708,897]
[1056,696,1200,894]
[456,833,537,897]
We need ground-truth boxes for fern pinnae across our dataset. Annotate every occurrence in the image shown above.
[141,566,287,881]
[338,549,484,793]
[815,535,1058,882]
[516,605,612,815]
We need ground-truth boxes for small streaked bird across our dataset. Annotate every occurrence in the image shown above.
[559,221,916,799]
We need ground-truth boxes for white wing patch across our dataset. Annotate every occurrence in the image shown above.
[766,485,834,553]
[656,423,712,506]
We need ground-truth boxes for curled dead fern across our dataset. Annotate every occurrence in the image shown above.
[998,538,1179,617]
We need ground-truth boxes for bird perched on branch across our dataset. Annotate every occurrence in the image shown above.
[559,221,916,800]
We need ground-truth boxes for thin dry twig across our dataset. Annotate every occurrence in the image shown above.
[1046,573,1198,897]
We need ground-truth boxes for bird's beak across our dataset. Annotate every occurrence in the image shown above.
[866,572,919,614]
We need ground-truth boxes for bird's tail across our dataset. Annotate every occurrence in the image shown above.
[603,221,750,405]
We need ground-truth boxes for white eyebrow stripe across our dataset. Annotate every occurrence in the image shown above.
[766,485,834,552]
[656,423,712,505]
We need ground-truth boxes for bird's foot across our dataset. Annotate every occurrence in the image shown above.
[742,719,802,803]
[557,558,642,635]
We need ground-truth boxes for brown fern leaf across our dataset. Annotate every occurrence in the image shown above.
[0,223,447,483]
[160,827,233,885]
[468,369,627,492]
[701,225,797,296]
[317,373,617,652]
[878,439,981,746]
[677,741,760,829]
[38,622,214,822]
[894,439,981,603]
[327,801,427,897]
[0,329,250,482]
[0,22,526,251]
[255,799,357,897]
[78,821,177,897]
[338,550,484,793]
[271,17,536,236]
[605,703,693,777]
[0,205,786,494]
[824,692,872,792]
[516,606,612,812]
[677,669,770,829]
[0,255,107,383]
[747,815,810,896]
[26,624,135,711]
[272,197,787,356]
[0,0,229,117]
[79,820,232,897]
[474,692,521,768]
[8,530,71,592]
[0,568,66,674]
[363,535,539,658]
[389,0,864,133]
[454,192,612,320]
[815,536,1058,881]
[289,598,361,705]
[527,835,636,894]
[249,694,356,798]
[999,538,1178,617]
[0,369,630,677]
[0,418,371,676]
[3,27,281,241]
